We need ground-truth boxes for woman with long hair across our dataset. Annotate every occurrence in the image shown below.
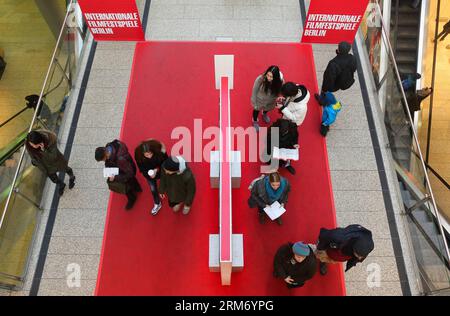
[26,129,75,196]
[134,139,168,215]
[248,172,290,225]
[251,65,284,131]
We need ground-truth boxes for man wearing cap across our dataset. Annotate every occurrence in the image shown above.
[273,241,317,289]
[159,156,196,215]
[95,139,142,210]
[315,224,374,275]
[314,41,357,105]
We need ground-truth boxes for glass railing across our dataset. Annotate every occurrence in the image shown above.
[361,0,450,294]
[0,0,87,289]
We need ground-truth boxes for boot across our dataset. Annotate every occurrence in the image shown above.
[285,165,296,175]
[125,193,137,210]
[276,216,283,225]
[58,183,66,196]
[69,176,76,189]
[258,212,266,224]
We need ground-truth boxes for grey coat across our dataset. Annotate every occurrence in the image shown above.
[249,176,290,209]
[251,75,278,111]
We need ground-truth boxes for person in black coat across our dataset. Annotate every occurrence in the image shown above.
[95,140,142,210]
[134,139,168,215]
[315,41,357,104]
[314,224,374,275]
[273,241,317,288]
[266,118,299,175]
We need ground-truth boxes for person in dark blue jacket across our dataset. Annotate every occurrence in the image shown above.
[318,92,342,137]
[314,224,374,275]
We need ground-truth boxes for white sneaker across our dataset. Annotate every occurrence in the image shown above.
[173,203,182,212]
[151,203,162,215]
[182,205,191,215]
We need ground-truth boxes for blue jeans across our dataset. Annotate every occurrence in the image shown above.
[146,178,161,205]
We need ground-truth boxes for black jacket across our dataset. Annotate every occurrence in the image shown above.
[273,243,317,285]
[137,152,168,181]
[266,119,299,156]
[322,53,357,93]
[317,224,374,272]
[105,140,136,184]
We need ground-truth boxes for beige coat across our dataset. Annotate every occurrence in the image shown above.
[250,75,278,111]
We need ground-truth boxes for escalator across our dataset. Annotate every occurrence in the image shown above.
[391,0,422,75]
[397,173,450,293]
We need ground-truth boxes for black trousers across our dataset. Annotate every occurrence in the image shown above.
[146,178,160,204]
[252,110,268,122]
[126,177,142,202]
[169,200,183,208]
[48,167,74,185]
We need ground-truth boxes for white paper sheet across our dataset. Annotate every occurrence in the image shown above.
[263,201,286,220]
[272,147,299,161]
[103,167,119,178]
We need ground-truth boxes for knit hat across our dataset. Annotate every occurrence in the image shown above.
[338,41,351,55]
[353,236,374,258]
[162,156,180,172]
[292,242,310,257]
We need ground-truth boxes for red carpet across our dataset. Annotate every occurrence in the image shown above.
[95,41,346,296]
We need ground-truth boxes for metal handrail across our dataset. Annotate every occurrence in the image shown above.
[375,2,450,262]
[0,133,27,166]
[0,107,29,129]
[384,121,450,191]
[0,1,74,233]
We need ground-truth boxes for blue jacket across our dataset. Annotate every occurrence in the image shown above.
[321,92,341,126]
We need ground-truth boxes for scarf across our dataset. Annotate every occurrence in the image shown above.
[265,176,286,203]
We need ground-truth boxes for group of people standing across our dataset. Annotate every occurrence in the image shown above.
[94,139,196,215]
[24,41,373,291]
[273,224,374,289]
[248,42,374,289]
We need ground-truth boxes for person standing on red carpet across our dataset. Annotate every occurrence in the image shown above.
[314,224,374,276]
[276,82,310,127]
[159,156,196,215]
[266,118,299,175]
[247,172,290,225]
[251,65,284,132]
[273,241,317,289]
[134,139,168,216]
[95,140,142,210]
